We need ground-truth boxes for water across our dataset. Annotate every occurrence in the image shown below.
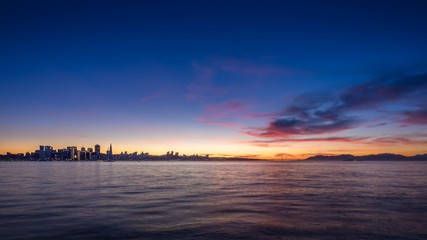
[1,161,427,240]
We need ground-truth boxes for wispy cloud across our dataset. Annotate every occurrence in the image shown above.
[246,135,427,148]
[246,72,427,139]
[246,117,359,138]
[246,136,369,146]
[366,122,389,128]
[403,108,427,124]
[196,117,240,127]
[203,101,247,118]
[187,58,309,128]
[186,58,300,100]
[196,100,247,127]
[338,73,427,110]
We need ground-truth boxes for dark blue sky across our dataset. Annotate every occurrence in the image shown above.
[1,0,427,158]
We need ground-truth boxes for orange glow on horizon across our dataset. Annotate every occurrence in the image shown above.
[1,139,425,160]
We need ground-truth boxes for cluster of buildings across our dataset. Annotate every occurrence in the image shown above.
[0,144,115,161]
[0,144,209,161]
[37,145,99,161]
[1,144,136,161]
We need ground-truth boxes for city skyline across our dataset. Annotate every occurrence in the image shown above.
[0,143,217,161]
[2,142,426,162]
[1,1,427,159]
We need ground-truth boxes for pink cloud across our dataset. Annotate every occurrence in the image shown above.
[245,135,427,148]
[246,136,369,146]
[245,73,427,145]
[196,117,240,127]
[196,100,280,128]
[203,101,246,118]
[372,136,427,145]
[402,109,427,124]
[196,100,248,127]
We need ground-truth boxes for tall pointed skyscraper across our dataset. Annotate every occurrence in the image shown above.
[109,143,113,156]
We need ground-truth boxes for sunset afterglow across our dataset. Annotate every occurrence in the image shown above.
[1,1,426,159]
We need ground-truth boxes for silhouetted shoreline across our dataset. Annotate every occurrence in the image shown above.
[1,154,427,162]
[305,153,427,161]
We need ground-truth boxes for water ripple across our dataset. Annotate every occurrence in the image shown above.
[1,161,427,239]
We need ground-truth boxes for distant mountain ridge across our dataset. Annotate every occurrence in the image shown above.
[305,153,427,161]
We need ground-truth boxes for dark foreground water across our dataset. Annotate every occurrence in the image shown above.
[1,161,427,240]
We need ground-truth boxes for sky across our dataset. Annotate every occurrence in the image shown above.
[1,0,427,159]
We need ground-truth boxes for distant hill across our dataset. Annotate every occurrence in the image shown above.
[305,153,427,161]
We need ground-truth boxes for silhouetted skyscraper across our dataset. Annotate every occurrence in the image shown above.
[45,146,52,158]
[105,143,113,161]
[95,144,100,155]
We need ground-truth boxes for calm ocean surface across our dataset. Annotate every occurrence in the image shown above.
[1,161,427,240]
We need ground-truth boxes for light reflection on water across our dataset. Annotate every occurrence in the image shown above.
[1,161,427,239]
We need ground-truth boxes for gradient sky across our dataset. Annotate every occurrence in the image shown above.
[1,0,427,159]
